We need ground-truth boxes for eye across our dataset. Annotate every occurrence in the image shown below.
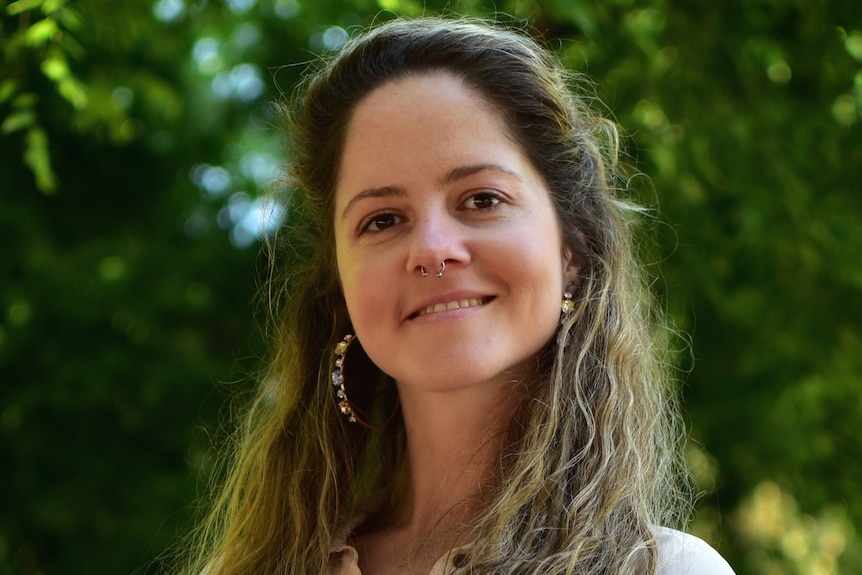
[463,191,502,210]
[361,212,402,233]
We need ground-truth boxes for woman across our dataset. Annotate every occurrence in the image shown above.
[182,17,735,575]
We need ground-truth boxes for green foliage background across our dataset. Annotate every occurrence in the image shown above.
[1,0,860,574]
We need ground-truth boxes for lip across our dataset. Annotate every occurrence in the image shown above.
[406,292,494,320]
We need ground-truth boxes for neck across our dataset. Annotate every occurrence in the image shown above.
[384,378,526,538]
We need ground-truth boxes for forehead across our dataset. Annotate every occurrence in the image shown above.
[334,72,528,202]
[349,70,498,124]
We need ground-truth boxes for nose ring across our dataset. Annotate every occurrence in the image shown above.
[418,261,446,278]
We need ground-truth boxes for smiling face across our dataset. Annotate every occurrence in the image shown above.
[334,72,579,393]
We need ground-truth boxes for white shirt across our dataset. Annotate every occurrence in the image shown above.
[655,526,736,574]
[329,524,736,574]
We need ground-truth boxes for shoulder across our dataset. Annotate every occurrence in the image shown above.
[654,527,736,575]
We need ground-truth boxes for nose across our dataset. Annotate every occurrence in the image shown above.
[405,210,470,277]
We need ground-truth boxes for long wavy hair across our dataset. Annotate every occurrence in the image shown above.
[177,16,691,575]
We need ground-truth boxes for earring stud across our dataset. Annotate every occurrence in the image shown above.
[558,286,576,348]
[561,289,575,314]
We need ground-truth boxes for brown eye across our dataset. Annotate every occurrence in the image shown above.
[464,191,501,210]
[363,212,401,232]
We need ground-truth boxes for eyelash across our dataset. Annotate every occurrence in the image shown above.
[361,212,403,233]
[462,190,502,210]
[357,190,505,234]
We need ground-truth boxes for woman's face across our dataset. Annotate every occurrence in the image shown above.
[334,72,579,393]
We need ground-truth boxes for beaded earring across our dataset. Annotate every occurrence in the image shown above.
[561,287,575,315]
[557,286,576,348]
[331,333,400,428]
[331,334,359,423]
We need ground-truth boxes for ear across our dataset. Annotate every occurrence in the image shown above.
[561,238,584,291]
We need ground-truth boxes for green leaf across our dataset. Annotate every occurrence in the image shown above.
[23,125,58,193]
[40,55,69,81]
[847,32,862,62]
[12,92,38,108]
[7,0,45,16]
[42,0,67,15]
[25,17,58,46]
[1,109,35,134]
[54,4,82,31]
[0,79,18,104]
[58,27,85,58]
[58,76,87,109]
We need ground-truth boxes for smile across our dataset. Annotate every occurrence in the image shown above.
[418,297,488,317]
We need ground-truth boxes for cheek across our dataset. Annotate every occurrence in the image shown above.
[337,253,390,329]
[522,228,566,291]
[335,242,363,319]
[522,235,567,326]
[338,268,365,324]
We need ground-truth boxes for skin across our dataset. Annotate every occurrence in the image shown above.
[333,72,580,573]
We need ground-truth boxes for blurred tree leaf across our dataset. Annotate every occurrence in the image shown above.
[22,125,55,191]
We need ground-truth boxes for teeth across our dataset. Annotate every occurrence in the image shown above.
[420,298,484,316]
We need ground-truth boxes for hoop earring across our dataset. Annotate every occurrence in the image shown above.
[331,334,399,428]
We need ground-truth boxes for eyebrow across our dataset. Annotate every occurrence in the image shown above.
[440,163,522,186]
[340,185,408,221]
[339,163,522,221]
